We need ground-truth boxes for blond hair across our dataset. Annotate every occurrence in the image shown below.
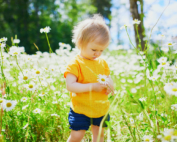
[72,14,110,49]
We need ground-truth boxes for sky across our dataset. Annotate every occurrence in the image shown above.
[109,0,177,50]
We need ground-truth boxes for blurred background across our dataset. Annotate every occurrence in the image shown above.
[0,0,177,54]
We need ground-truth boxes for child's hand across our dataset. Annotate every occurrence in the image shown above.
[92,83,107,92]
[105,76,114,96]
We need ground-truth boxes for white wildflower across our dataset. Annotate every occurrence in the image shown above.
[33,108,41,114]
[164,82,177,96]
[97,74,109,85]
[131,88,137,93]
[133,19,141,25]
[13,39,20,44]
[139,97,147,102]
[120,24,130,30]
[3,100,17,111]
[21,97,27,102]
[143,135,153,142]
[0,37,7,42]
[40,26,51,33]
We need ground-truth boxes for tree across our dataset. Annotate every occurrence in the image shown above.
[0,0,97,54]
[91,0,112,22]
[129,0,146,51]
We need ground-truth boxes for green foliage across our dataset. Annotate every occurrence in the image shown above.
[0,0,97,54]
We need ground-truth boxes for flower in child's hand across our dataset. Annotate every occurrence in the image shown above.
[40,26,51,33]
[97,74,109,85]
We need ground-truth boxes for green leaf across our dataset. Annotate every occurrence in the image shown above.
[138,100,144,109]
[126,89,134,98]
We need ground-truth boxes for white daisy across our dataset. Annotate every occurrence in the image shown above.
[129,117,134,124]
[40,26,51,33]
[24,82,36,92]
[33,68,42,76]
[13,39,20,44]
[120,24,130,30]
[157,57,167,63]
[21,97,27,102]
[164,42,176,47]
[139,97,147,102]
[131,88,137,93]
[0,37,7,42]
[18,72,30,82]
[133,19,141,25]
[33,108,41,114]
[3,100,17,111]
[148,75,159,81]
[97,74,109,85]
[158,34,166,39]
[8,46,22,56]
[38,92,46,97]
[143,135,153,142]
[164,82,177,96]
[161,47,169,53]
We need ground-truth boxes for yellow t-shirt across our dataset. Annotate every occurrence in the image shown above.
[64,54,110,118]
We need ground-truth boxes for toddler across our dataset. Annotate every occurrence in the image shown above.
[64,14,114,142]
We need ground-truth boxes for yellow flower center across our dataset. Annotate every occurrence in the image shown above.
[36,71,40,74]
[101,78,105,82]
[168,43,172,45]
[153,78,155,80]
[62,43,64,45]
[145,138,150,141]
[0,100,3,103]
[13,52,18,55]
[172,88,177,92]
[23,76,28,80]
[29,84,33,88]
[164,135,171,140]
[6,102,12,107]
[162,62,166,65]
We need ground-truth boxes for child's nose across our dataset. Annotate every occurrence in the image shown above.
[95,51,101,56]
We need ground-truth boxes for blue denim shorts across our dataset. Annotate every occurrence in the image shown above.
[68,108,110,131]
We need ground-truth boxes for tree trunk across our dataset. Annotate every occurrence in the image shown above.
[129,0,146,51]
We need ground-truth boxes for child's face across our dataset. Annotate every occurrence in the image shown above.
[80,41,108,60]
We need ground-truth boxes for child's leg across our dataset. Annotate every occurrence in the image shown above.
[67,130,86,142]
[91,125,104,142]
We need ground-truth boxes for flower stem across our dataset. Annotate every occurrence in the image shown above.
[45,33,53,53]
[15,55,24,76]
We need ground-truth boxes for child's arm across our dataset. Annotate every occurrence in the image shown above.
[66,73,107,93]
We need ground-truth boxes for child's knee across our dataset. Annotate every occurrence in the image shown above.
[70,130,85,141]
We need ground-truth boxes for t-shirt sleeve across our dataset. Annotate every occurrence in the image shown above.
[64,59,79,78]
[103,60,110,75]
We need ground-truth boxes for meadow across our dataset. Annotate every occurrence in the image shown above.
[0,26,177,142]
